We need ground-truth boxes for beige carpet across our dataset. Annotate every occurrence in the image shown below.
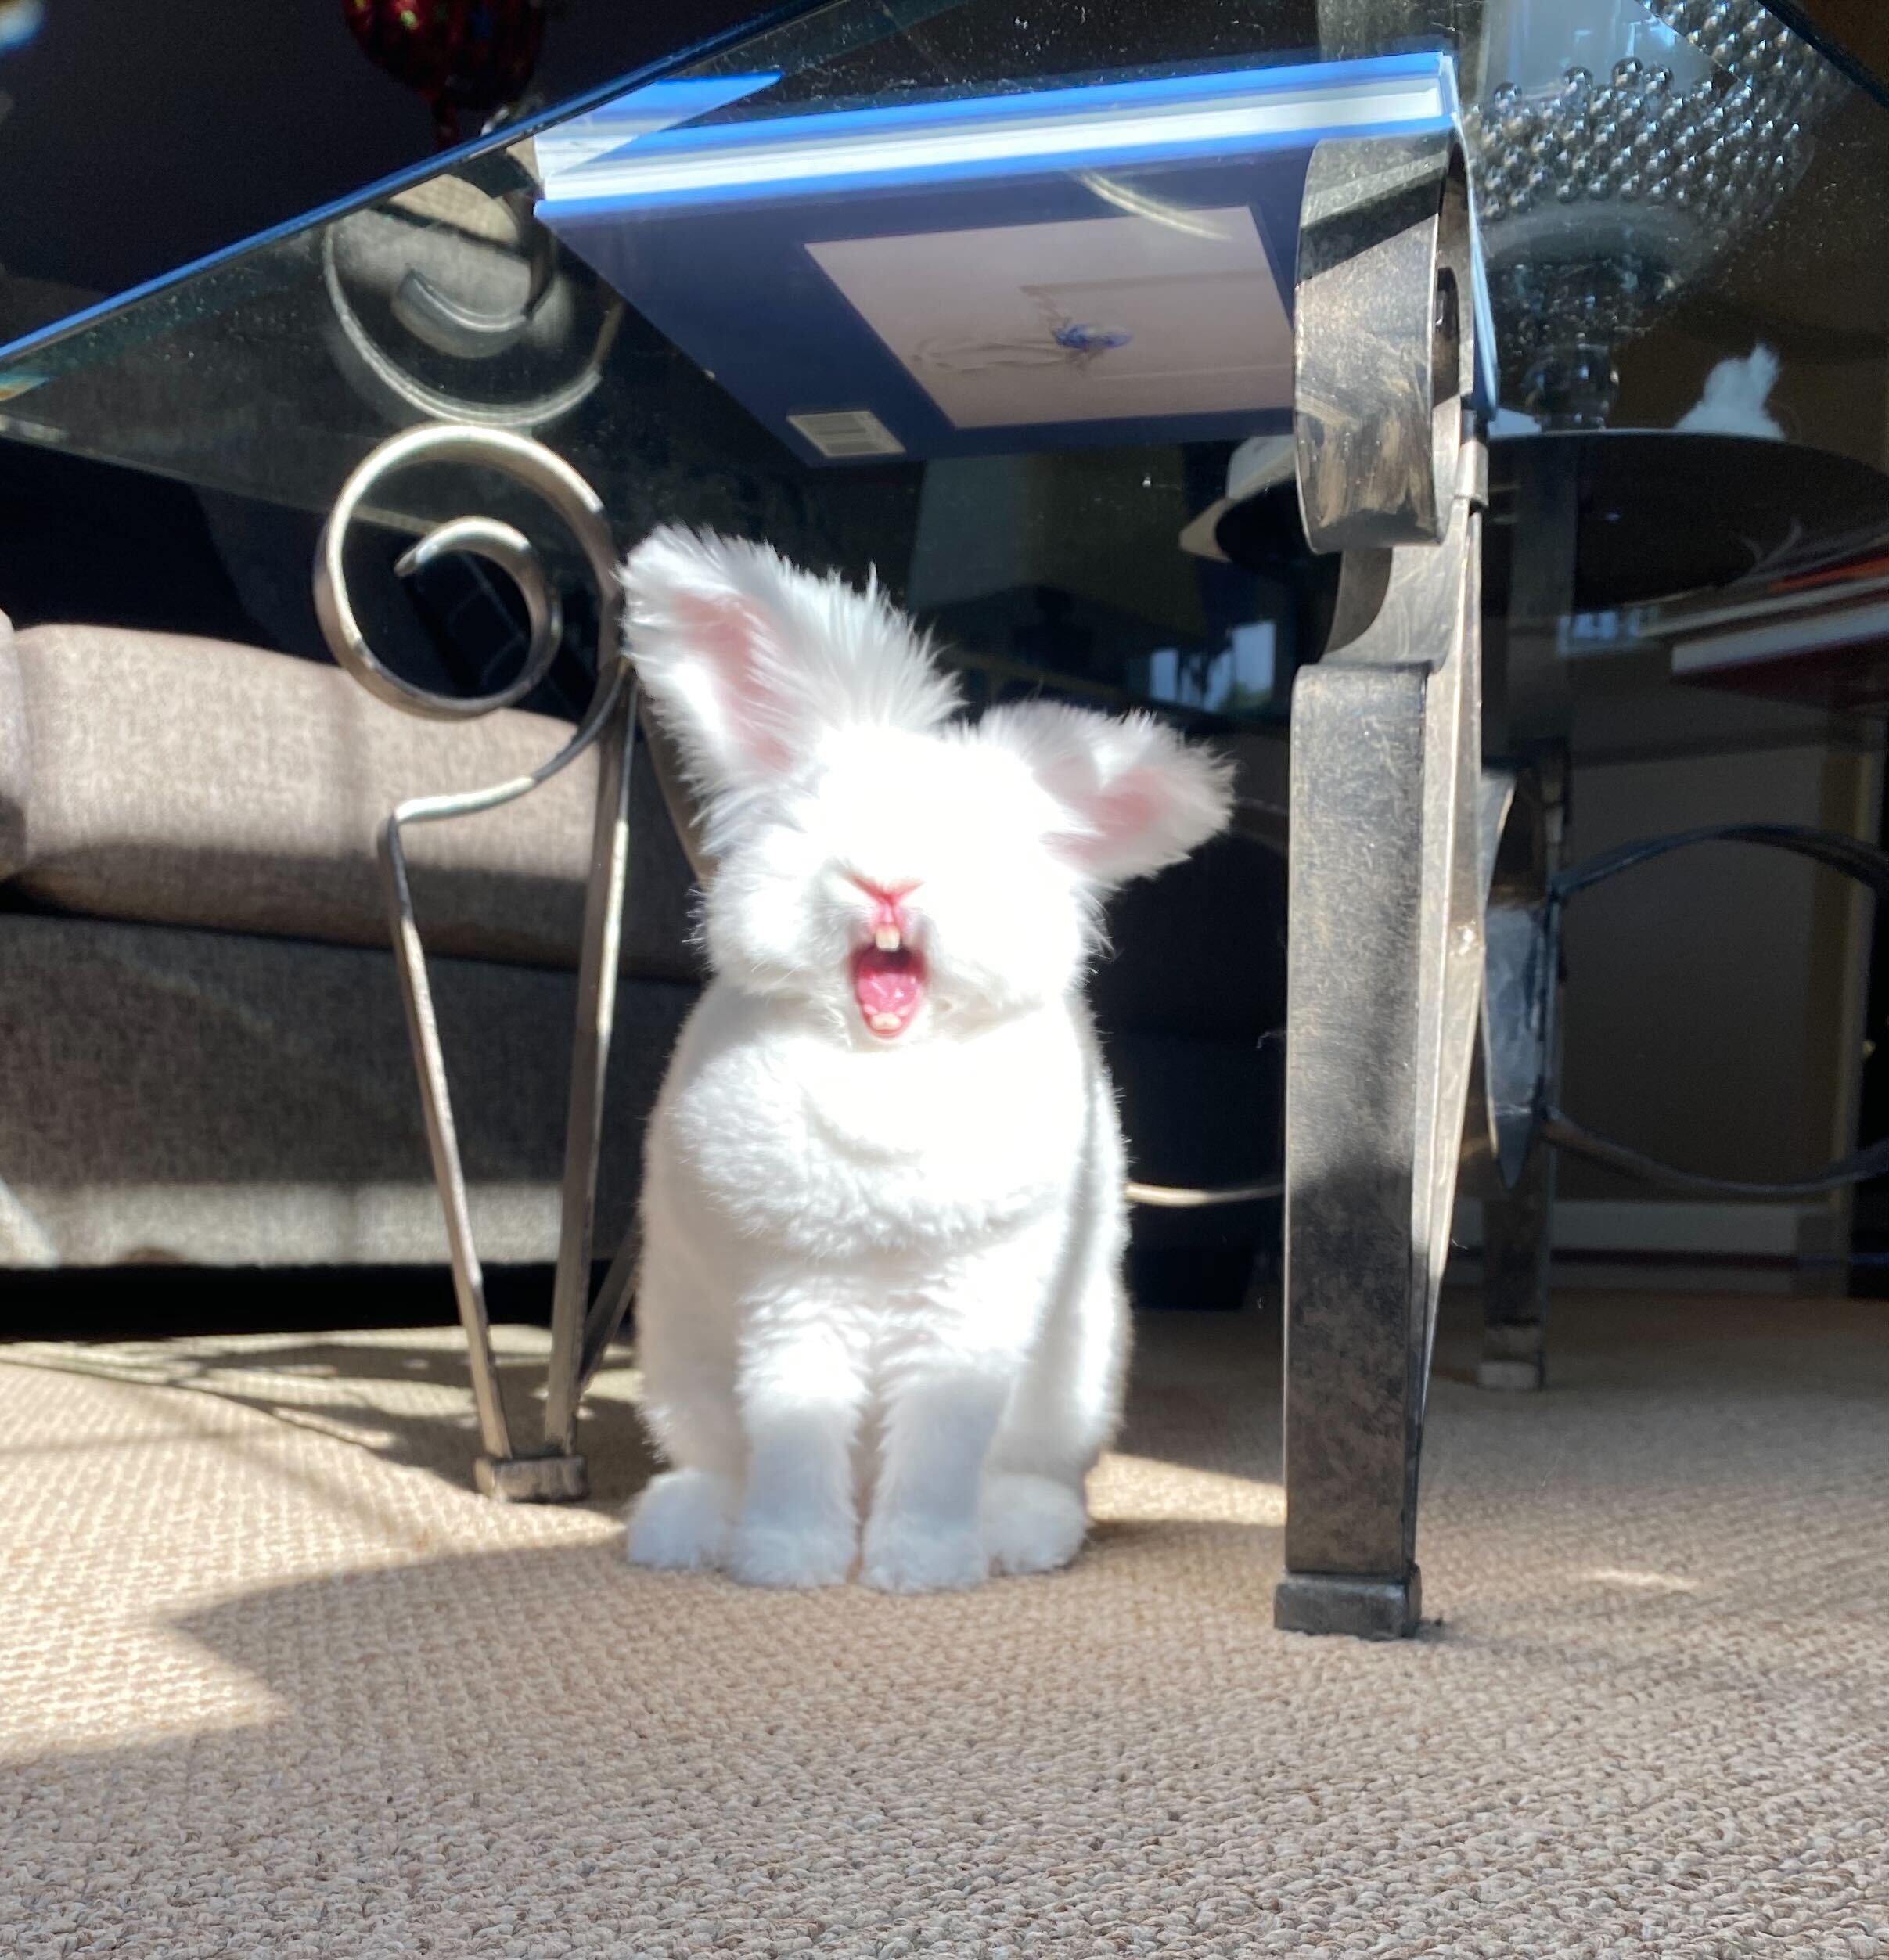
[2,1294,1886,1958]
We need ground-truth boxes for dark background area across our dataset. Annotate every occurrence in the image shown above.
[0,0,770,338]
[1779,0,1889,103]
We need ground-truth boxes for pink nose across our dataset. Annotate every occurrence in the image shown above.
[847,874,921,933]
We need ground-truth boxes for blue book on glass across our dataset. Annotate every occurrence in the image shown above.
[537,56,1484,466]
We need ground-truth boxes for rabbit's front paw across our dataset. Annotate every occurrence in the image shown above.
[726,1519,855,1588]
[861,1517,990,1594]
[981,1473,1087,1575]
[626,1469,736,1571]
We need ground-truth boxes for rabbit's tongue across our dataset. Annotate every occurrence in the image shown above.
[853,945,927,1038]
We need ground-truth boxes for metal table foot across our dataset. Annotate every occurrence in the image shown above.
[477,1454,590,1503]
[1477,1348,1545,1394]
[1275,1568,1423,1641]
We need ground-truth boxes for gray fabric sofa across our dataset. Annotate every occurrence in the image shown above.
[0,610,701,1268]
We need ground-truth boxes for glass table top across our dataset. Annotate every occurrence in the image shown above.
[2,0,1887,733]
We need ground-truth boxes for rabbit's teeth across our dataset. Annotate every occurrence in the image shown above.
[870,1012,903,1033]
[873,924,903,952]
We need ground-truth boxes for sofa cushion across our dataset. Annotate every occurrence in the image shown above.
[2,623,700,977]
[0,910,694,1268]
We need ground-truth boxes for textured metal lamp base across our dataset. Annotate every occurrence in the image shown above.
[1275,1570,1423,1641]
[475,1454,589,1503]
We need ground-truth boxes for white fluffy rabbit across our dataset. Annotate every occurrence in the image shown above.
[621,527,1233,1591]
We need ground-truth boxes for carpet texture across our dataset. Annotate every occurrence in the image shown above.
[2,1295,1886,1958]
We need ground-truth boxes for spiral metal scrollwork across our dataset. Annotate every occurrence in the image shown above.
[316,419,621,725]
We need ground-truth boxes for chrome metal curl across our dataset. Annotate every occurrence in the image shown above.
[1125,1179,1281,1210]
[319,213,619,433]
[397,516,561,670]
[315,423,638,1498]
[315,419,617,721]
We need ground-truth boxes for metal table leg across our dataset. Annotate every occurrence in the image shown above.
[1478,1140,1556,1392]
[316,423,649,1502]
[1474,435,1578,1394]
[1274,130,1484,1639]
[1476,761,1564,1393]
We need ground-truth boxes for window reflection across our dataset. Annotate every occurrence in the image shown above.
[1138,620,1278,717]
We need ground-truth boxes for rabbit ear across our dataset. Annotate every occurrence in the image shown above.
[621,527,960,804]
[980,700,1235,886]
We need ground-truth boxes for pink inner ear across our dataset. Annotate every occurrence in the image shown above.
[1062,769,1163,866]
[676,592,793,772]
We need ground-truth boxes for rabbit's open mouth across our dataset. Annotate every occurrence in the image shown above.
[852,942,927,1039]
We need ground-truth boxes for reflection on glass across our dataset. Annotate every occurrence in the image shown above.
[1468,0,1844,426]
[1137,622,1278,717]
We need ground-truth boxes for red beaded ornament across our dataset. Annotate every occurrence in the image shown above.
[343,0,548,149]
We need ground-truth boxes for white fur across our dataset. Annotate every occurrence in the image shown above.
[621,527,1233,1591]
[1675,343,1783,441]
